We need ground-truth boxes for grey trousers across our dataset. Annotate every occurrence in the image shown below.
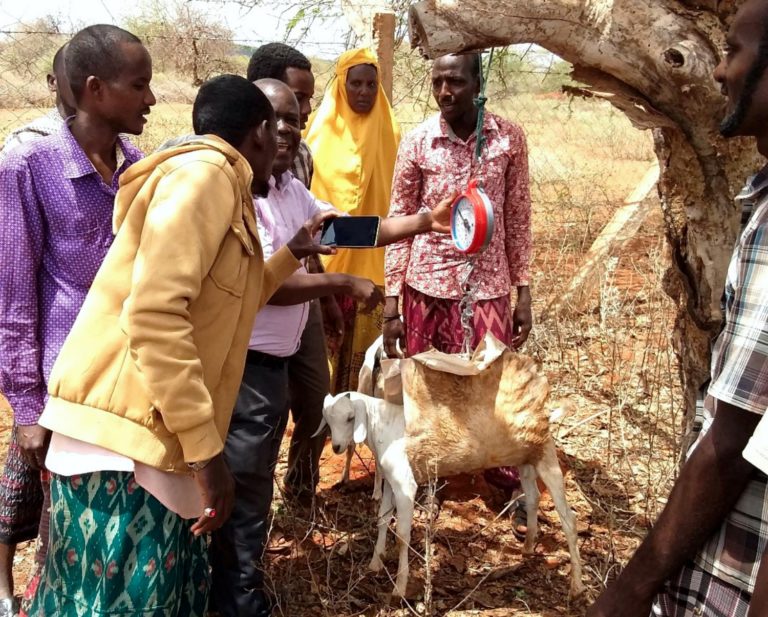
[285,301,330,495]
[209,358,290,617]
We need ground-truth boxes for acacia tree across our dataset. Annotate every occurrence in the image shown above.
[127,0,237,85]
[409,0,759,422]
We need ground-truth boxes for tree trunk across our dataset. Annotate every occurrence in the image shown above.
[409,0,762,421]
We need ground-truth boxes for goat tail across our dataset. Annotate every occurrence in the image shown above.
[548,399,574,423]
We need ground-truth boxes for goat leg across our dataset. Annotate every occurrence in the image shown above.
[370,481,393,573]
[389,472,417,598]
[372,459,383,500]
[519,464,540,554]
[340,444,354,484]
[534,439,585,597]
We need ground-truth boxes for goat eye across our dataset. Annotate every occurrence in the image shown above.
[347,416,354,423]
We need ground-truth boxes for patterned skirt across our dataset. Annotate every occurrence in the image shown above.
[26,471,209,617]
[0,426,43,544]
[402,285,515,355]
[329,292,384,394]
[652,560,751,617]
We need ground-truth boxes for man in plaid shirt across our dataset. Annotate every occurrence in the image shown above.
[589,1,768,615]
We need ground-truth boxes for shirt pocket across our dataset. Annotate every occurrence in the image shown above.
[48,221,111,287]
[208,222,251,297]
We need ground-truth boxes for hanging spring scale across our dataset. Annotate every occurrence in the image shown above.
[457,48,495,358]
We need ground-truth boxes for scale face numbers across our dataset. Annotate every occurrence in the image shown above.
[452,197,475,252]
[450,179,495,254]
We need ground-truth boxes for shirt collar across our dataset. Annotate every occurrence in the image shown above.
[58,121,134,180]
[737,165,768,202]
[45,108,64,126]
[429,112,500,146]
[270,169,294,193]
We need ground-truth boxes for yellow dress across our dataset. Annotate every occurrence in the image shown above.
[304,48,401,391]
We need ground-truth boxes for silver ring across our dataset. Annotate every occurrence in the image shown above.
[203,507,217,518]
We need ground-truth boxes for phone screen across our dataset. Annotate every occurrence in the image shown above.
[320,216,380,248]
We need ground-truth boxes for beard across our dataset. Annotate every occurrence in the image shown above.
[719,95,750,138]
[720,39,768,138]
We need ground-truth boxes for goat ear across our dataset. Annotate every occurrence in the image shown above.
[352,399,367,444]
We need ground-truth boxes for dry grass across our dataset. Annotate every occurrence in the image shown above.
[0,77,678,616]
[261,200,680,616]
[256,98,673,615]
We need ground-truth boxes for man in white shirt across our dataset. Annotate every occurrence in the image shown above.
[209,78,454,617]
[208,78,380,617]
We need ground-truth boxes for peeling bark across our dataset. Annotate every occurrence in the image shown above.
[409,0,762,422]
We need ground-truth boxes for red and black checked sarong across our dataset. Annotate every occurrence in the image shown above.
[652,560,751,616]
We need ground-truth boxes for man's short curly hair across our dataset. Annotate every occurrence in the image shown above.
[65,25,142,102]
[246,42,312,82]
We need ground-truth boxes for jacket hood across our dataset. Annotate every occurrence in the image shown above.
[114,134,253,232]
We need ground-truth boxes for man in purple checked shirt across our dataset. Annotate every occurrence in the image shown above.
[0,24,154,616]
[0,41,77,617]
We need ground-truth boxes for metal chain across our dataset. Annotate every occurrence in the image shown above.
[459,257,478,358]
[459,49,495,358]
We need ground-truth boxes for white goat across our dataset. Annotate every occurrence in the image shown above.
[318,349,585,599]
[336,335,386,490]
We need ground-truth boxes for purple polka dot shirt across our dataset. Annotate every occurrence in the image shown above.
[0,124,143,425]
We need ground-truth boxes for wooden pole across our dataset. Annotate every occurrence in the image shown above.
[373,11,396,102]
[547,161,661,316]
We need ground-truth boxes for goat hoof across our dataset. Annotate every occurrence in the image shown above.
[372,487,383,500]
[369,555,384,572]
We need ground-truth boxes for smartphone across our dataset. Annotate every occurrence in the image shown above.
[320,216,380,248]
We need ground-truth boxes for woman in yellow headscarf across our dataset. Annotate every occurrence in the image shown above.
[304,47,400,393]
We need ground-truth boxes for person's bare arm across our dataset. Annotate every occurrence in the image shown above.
[269,272,382,312]
[749,552,768,617]
[587,399,761,617]
[376,193,454,247]
[511,285,532,348]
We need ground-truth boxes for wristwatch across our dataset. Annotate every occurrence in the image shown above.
[187,458,212,472]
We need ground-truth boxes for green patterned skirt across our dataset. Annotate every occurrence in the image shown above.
[26,471,209,617]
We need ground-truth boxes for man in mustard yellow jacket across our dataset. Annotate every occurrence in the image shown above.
[27,75,334,617]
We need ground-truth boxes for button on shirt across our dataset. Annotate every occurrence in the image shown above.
[249,170,331,357]
[385,112,531,300]
[0,125,143,425]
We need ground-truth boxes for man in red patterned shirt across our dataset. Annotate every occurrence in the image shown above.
[384,52,531,357]
[383,52,532,496]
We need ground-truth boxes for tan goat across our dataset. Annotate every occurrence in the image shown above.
[319,347,585,599]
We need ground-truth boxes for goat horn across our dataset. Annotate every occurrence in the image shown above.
[310,417,328,439]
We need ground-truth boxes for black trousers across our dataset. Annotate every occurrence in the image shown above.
[285,301,330,495]
[209,359,290,617]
